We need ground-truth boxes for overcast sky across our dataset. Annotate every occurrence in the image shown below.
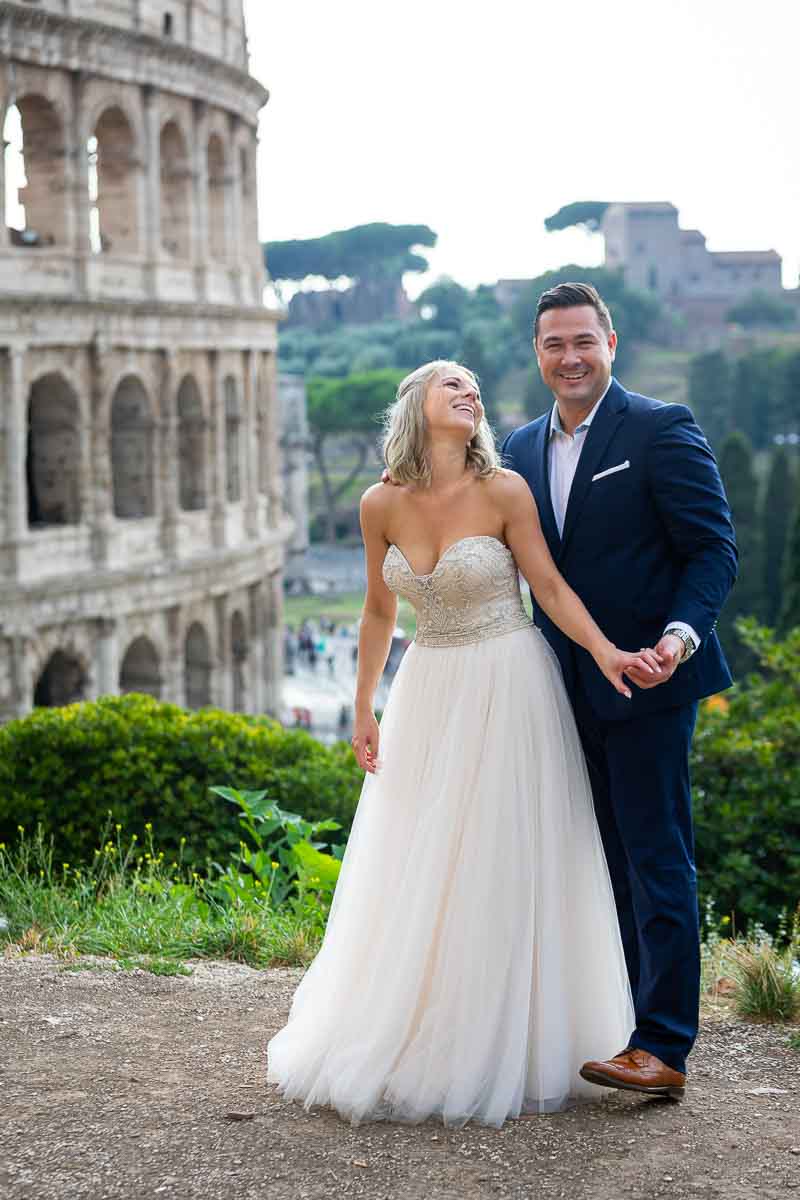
[243,0,799,295]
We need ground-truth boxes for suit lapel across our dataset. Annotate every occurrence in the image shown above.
[559,379,629,558]
[528,415,560,559]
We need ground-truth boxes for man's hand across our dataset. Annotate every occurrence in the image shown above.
[625,635,684,690]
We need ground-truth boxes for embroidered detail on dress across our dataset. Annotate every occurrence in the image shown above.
[382,535,533,649]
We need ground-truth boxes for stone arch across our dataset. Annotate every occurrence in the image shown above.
[110,375,155,518]
[160,119,191,258]
[27,373,81,527]
[224,375,242,502]
[4,95,67,246]
[119,636,162,698]
[184,621,212,709]
[89,105,139,255]
[230,608,248,713]
[33,649,87,708]
[176,374,206,511]
[207,132,227,261]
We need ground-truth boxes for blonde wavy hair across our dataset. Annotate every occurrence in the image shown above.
[382,360,499,486]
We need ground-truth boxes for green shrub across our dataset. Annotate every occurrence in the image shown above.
[0,694,363,868]
[692,620,800,930]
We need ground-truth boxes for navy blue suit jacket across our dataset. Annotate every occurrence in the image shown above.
[501,378,738,721]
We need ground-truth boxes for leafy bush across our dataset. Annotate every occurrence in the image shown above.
[692,620,800,929]
[0,694,363,868]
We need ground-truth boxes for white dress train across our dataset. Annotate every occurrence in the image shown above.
[267,535,634,1127]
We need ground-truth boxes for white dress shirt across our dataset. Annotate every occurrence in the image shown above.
[547,382,700,655]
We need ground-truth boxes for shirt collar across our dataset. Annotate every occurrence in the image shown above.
[549,377,613,438]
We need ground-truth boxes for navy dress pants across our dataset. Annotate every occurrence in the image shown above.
[573,682,700,1075]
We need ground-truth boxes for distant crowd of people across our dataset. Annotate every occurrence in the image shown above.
[284,618,355,678]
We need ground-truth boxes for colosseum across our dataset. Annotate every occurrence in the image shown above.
[0,1,289,721]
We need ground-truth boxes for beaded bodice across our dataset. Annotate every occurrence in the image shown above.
[382,535,533,648]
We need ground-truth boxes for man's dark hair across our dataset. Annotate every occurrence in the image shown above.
[533,281,613,341]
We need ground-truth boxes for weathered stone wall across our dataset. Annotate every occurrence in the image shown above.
[0,0,289,722]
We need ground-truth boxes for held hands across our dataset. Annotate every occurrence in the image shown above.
[594,644,664,700]
[623,634,685,690]
[351,708,381,774]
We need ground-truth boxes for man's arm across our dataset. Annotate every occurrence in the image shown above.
[646,404,738,644]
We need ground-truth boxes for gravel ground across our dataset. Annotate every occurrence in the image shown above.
[2,953,799,1200]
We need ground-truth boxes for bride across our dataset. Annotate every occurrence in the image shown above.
[267,360,655,1128]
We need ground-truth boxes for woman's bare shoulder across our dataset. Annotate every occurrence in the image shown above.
[360,481,395,514]
[483,467,533,504]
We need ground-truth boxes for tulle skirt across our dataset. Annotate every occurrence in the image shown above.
[267,624,634,1127]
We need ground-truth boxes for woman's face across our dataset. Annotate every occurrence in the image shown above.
[422,368,483,440]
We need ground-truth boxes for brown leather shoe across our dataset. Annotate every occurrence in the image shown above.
[579,1048,686,1099]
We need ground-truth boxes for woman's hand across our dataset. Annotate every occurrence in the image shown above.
[594,644,663,700]
[351,708,381,774]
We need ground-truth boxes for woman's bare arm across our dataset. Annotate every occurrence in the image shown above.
[352,485,398,772]
[491,472,658,697]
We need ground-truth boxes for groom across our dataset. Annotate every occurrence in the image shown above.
[502,282,737,1098]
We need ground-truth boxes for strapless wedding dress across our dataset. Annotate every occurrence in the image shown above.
[267,536,633,1127]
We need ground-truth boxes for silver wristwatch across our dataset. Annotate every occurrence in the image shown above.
[663,627,696,663]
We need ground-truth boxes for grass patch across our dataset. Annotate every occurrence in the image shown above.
[0,822,323,971]
[729,941,800,1023]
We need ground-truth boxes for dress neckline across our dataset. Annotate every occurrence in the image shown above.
[387,534,510,580]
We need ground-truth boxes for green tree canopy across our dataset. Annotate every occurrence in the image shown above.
[687,350,733,449]
[762,447,795,627]
[726,290,796,329]
[307,368,402,437]
[415,278,470,331]
[543,202,610,233]
[718,431,764,667]
[265,223,437,283]
[306,369,404,542]
[780,469,800,632]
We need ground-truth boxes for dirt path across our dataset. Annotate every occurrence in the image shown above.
[2,954,799,1200]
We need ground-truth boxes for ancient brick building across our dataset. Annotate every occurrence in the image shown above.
[602,203,784,301]
[0,1,289,721]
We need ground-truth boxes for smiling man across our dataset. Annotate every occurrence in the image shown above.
[502,281,738,1100]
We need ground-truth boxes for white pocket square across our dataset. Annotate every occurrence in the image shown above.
[592,460,630,483]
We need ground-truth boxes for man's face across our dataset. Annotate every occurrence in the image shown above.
[535,306,617,409]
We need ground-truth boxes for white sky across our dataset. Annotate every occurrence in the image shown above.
[244,0,799,295]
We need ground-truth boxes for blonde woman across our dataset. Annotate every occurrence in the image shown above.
[267,360,653,1127]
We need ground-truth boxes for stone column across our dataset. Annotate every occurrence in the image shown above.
[262,570,284,716]
[94,617,118,697]
[247,582,265,714]
[221,0,231,60]
[191,99,208,299]
[242,349,259,537]
[214,594,229,710]
[88,337,113,566]
[262,352,282,529]
[3,346,27,576]
[208,350,226,548]
[3,634,30,720]
[0,77,7,250]
[164,605,183,706]
[67,70,91,294]
[226,112,244,301]
[142,85,162,299]
[158,350,179,558]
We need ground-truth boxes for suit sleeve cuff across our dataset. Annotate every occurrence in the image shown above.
[663,621,700,651]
